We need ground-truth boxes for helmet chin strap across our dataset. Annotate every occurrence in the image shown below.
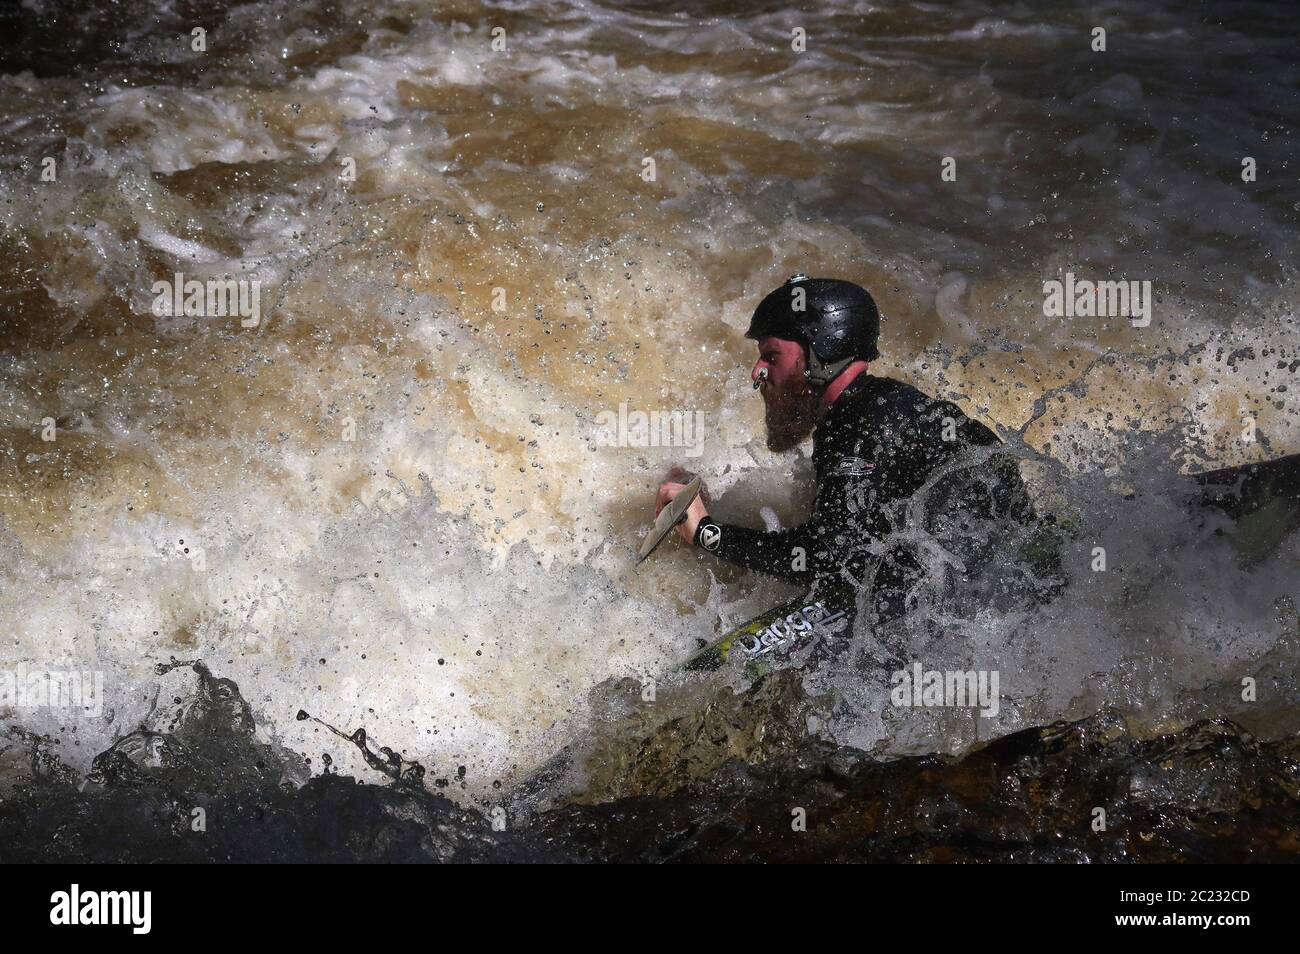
[803,347,855,389]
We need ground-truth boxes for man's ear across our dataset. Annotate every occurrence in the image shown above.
[795,345,810,375]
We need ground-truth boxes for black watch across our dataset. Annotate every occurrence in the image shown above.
[694,518,722,552]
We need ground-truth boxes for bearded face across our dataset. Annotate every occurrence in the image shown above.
[753,337,820,452]
[763,373,819,451]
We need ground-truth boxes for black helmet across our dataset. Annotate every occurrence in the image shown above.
[746,275,881,386]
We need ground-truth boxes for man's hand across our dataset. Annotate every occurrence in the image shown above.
[656,470,710,545]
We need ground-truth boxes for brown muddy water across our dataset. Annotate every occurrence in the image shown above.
[0,0,1298,861]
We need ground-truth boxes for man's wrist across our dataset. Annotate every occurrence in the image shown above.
[693,517,723,552]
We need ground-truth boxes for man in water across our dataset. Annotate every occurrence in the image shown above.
[656,275,1037,670]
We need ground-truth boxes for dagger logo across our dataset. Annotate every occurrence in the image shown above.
[699,524,721,551]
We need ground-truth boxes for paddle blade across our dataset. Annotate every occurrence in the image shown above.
[637,476,702,564]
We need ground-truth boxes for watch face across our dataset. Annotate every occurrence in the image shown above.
[698,522,721,551]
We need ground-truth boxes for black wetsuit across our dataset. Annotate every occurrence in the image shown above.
[692,374,1035,658]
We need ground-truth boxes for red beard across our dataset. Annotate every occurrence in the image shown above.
[763,376,820,452]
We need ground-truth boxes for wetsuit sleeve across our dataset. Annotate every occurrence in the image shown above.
[696,470,884,587]
[695,516,814,585]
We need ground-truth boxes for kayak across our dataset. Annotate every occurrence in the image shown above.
[683,597,852,674]
[683,452,1300,674]
[1194,452,1300,563]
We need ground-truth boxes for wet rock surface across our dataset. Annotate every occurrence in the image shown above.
[2,663,1296,863]
[543,710,1300,863]
[0,662,539,863]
